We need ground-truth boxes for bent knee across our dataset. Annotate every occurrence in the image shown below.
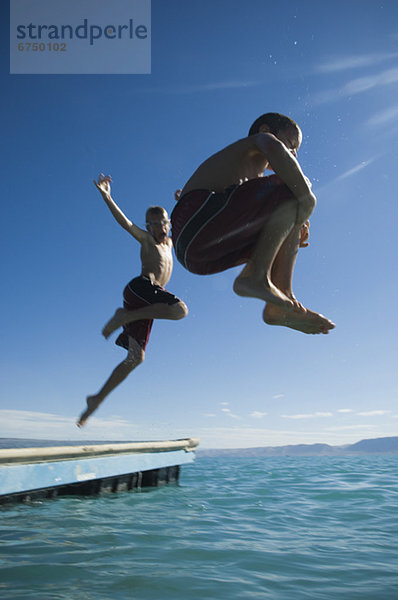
[124,347,145,369]
[298,192,316,220]
[171,301,188,320]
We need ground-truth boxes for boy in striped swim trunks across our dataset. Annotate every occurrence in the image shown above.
[171,112,335,335]
[77,175,188,427]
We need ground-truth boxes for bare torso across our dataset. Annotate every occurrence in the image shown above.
[180,137,268,195]
[140,237,173,287]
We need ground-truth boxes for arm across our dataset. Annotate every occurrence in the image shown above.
[93,176,148,243]
[253,133,316,218]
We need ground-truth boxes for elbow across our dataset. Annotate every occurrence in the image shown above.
[172,301,188,320]
[253,133,283,164]
[253,132,276,153]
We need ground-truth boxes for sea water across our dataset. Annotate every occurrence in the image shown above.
[1,453,397,600]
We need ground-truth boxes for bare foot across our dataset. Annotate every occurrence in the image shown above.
[233,275,294,310]
[102,308,126,339]
[76,395,102,427]
[263,304,335,334]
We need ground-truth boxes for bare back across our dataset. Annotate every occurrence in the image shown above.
[180,137,268,195]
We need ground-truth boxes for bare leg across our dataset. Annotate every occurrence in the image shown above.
[233,199,301,309]
[77,340,144,427]
[102,300,188,339]
[263,225,335,334]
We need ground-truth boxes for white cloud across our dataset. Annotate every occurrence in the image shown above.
[193,425,379,449]
[313,67,398,104]
[273,394,284,400]
[250,411,268,419]
[325,425,375,432]
[338,408,354,413]
[357,410,391,417]
[220,407,240,419]
[281,412,333,420]
[344,68,398,95]
[204,413,217,418]
[220,402,229,406]
[0,409,142,440]
[334,159,376,182]
[138,80,262,95]
[316,157,378,195]
[315,52,398,73]
[366,105,398,127]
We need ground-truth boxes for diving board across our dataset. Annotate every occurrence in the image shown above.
[0,438,199,503]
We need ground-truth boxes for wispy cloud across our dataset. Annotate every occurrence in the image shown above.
[138,80,262,95]
[193,425,376,449]
[315,52,398,73]
[334,159,376,182]
[338,408,354,413]
[0,409,141,440]
[316,157,378,194]
[357,410,391,417]
[344,67,398,94]
[325,425,374,432]
[366,105,398,127]
[220,407,240,419]
[313,67,398,104]
[273,394,284,400]
[250,411,268,419]
[281,412,333,420]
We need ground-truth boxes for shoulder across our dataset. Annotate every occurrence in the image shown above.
[131,226,154,246]
[216,135,270,158]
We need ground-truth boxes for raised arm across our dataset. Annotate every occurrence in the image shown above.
[93,175,148,243]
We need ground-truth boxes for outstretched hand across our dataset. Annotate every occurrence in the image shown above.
[94,173,112,196]
[299,220,310,247]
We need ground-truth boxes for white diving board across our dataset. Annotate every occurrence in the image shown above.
[0,438,199,503]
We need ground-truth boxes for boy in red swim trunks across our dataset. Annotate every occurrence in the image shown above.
[171,112,335,335]
[77,175,188,427]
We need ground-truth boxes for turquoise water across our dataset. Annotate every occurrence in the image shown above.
[1,454,398,599]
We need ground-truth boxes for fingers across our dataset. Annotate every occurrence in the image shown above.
[98,173,112,183]
[299,220,310,247]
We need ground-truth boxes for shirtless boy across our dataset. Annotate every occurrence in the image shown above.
[77,175,188,427]
[171,112,335,335]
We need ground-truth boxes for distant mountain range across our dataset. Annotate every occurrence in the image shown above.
[198,436,398,457]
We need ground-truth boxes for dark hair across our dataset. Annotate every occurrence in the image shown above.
[248,112,300,137]
[145,206,167,221]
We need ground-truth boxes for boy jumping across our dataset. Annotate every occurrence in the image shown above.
[171,112,335,335]
[77,175,188,427]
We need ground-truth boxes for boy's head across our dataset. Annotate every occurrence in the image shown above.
[248,112,302,156]
[145,206,170,242]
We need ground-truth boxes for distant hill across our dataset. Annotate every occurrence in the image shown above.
[198,436,398,457]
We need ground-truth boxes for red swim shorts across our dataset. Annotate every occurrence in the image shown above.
[171,175,295,275]
[115,275,181,351]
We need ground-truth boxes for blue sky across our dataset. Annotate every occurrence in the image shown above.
[1,0,398,448]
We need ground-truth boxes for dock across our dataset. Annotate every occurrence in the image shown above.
[0,437,199,503]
